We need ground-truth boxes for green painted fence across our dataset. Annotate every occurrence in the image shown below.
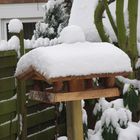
[0,49,66,140]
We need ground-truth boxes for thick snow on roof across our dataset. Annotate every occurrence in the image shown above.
[8,19,23,33]
[59,25,86,43]
[15,42,132,80]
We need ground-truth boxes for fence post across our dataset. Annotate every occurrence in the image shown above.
[17,30,27,140]
[18,30,27,140]
[12,30,27,140]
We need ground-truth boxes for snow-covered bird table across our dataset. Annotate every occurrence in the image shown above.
[15,42,132,140]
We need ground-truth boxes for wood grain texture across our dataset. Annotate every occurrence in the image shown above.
[29,88,120,103]
[16,67,130,83]
[66,80,84,140]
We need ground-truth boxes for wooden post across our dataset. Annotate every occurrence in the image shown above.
[66,79,85,140]
[104,77,115,88]
[53,81,63,139]
[16,30,27,140]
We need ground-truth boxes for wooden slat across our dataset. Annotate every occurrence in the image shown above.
[49,72,129,83]
[0,77,15,92]
[0,112,16,124]
[27,125,55,140]
[0,56,17,68]
[0,119,18,139]
[27,100,40,107]
[27,124,65,140]
[27,107,55,128]
[0,98,17,115]
[0,134,16,140]
[0,90,15,101]
[0,50,16,57]
[0,67,15,78]
[29,88,120,103]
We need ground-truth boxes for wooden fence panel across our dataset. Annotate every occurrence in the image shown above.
[0,77,16,93]
[0,49,66,140]
[0,118,18,139]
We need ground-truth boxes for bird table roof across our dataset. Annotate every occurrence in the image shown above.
[15,42,132,83]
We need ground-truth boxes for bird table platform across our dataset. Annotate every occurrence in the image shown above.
[15,42,132,140]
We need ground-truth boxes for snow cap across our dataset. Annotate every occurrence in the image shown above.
[57,136,67,140]
[59,25,86,44]
[8,19,23,33]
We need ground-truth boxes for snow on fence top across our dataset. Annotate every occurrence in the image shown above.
[0,36,20,55]
[8,19,23,33]
[15,42,132,81]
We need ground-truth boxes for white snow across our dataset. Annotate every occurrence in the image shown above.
[111,99,124,110]
[89,122,140,140]
[93,98,110,115]
[0,94,17,103]
[59,25,86,44]
[57,136,67,140]
[0,36,20,51]
[93,98,124,116]
[117,108,132,127]
[15,42,132,80]
[69,0,100,42]
[101,108,119,128]
[118,122,140,140]
[27,125,55,138]
[123,83,130,94]
[43,0,64,13]
[24,37,60,49]
[117,76,140,90]
[82,108,87,125]
[0,115,18,126]
[8,19,23,33]
[0,36,20,57]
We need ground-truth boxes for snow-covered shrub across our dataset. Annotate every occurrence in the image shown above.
[34,0,72,40]
[92,105,134,140]
[93,98,124,121]
[91,97,136,140]
[123,84,139,112]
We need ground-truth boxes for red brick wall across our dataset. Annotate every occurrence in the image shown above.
[0,0,47,4]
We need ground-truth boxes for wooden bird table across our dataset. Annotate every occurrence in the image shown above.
[15,43,132,140]
[16,71,129,140]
